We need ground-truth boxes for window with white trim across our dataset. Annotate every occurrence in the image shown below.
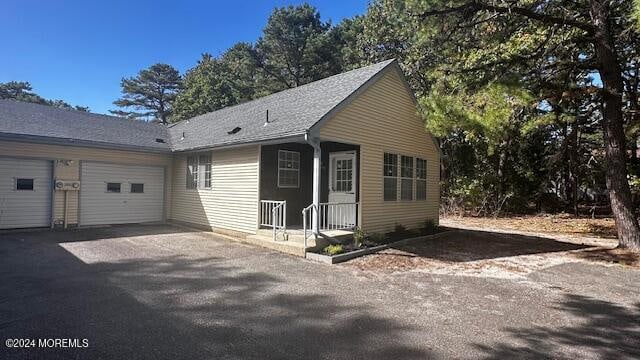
[278,150,300,188]
[416,158,427,200]
[400,155,414,200]
[199,154,212,188]
[383,153,398,201]
[186,154,212,189]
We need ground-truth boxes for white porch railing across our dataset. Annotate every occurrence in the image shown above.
[260,200,286,241]
[302,202,359,248]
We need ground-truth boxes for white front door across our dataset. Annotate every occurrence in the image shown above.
[328,151,356,227]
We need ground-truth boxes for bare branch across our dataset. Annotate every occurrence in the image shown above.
[418,1,595,34]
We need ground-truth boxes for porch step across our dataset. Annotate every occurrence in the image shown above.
[247,228,355,256]
[244,234,309,257]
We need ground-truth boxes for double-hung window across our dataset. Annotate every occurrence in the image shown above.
[186,154,212,189]
[383,153,398,201]
[416,158,427,200]
[278,150,300,188]
[400,155,414,200]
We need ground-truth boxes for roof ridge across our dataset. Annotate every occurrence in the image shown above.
[0,98,165,128]
[179,59,396,125]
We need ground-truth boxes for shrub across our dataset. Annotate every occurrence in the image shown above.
[352,227,365,247]
[323,244,344,255]
[422,219,437,235]
[369,232,386,244]
[394,223,408,235]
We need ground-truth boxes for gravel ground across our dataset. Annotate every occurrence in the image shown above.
[0,224,638,359]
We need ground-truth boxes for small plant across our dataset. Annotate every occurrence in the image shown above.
[422,219,437,235]
[394,223,408,235]
[323,244,344,255]
[353,227,365,247]
[369,232,386,244]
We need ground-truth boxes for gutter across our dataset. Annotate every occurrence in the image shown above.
[0,133,172,154]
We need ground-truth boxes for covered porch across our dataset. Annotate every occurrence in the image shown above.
[258,139,360,245]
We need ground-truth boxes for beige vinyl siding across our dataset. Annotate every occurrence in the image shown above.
[0,140,172,226]
[170,145,260,234]
[319,69,440,233]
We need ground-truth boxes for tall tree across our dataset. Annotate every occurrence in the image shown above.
[0,81,88,111]
[330,17,367,71]
[111,63,182,124]
[411,0,640,249]
[220,43,261,101]
[255,4,339,91]
[172,54,237,122]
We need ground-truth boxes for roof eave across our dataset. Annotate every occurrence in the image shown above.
[0,133,172,154]
[171,133,308,153]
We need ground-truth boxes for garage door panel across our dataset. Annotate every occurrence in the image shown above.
[80,162,164,226]
[0,158,52,229]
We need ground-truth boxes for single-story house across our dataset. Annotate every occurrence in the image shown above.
[0,59,440,254]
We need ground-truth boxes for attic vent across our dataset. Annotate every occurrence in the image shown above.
[155,138,165,143]
[228,127,242,135]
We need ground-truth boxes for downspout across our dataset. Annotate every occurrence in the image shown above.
[304,132,321,236]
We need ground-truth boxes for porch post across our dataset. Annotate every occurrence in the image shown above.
[312,142,321,235]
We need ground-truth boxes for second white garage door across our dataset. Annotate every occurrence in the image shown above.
[80,162,164,226]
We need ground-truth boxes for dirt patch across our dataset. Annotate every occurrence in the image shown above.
[343,227,639,278]
[442,214,617,239]
[572,247,640,267]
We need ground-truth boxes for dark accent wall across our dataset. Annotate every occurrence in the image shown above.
[259,141,360,226]
[260,143,313,225]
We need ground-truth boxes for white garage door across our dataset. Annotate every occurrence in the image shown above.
[80,162,164,226]
[0,158,52,229]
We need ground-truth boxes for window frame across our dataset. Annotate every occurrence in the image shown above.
[106,182,121,193]
[277,150,300,189]
[416,158,427,201]
[186,153,212,190]
[130,183,145,194]
[383,152,398,201]
[15,178,35,191]
[400,155,414,201]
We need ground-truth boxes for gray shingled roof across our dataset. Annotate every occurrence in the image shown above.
[168,59,396,151]
[0,99,171,152]
[0,60,397,153]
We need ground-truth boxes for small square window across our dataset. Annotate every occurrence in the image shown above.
[106,182,121,193]
[16,178,34,191]
[130,183,144,193]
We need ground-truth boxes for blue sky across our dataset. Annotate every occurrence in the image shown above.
[0,1,368,115]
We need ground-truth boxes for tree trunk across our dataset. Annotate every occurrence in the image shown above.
[570,117,579,216]
[591,0,640,249]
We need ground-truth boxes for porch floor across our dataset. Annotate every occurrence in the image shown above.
[246,227,354,257]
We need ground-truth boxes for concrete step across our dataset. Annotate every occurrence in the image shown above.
[244,234,308,257]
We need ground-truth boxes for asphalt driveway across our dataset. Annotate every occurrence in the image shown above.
[0,225,638,359]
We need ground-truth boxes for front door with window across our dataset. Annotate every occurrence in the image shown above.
[328,151,356,226]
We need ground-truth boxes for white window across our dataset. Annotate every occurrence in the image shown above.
[186,154,212,189]
[383,153,398,201]
[278,150,300,188]
[333,158,353,192]
[416,158,427,200]
[199,154,212,188]
[400,155,414,200]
